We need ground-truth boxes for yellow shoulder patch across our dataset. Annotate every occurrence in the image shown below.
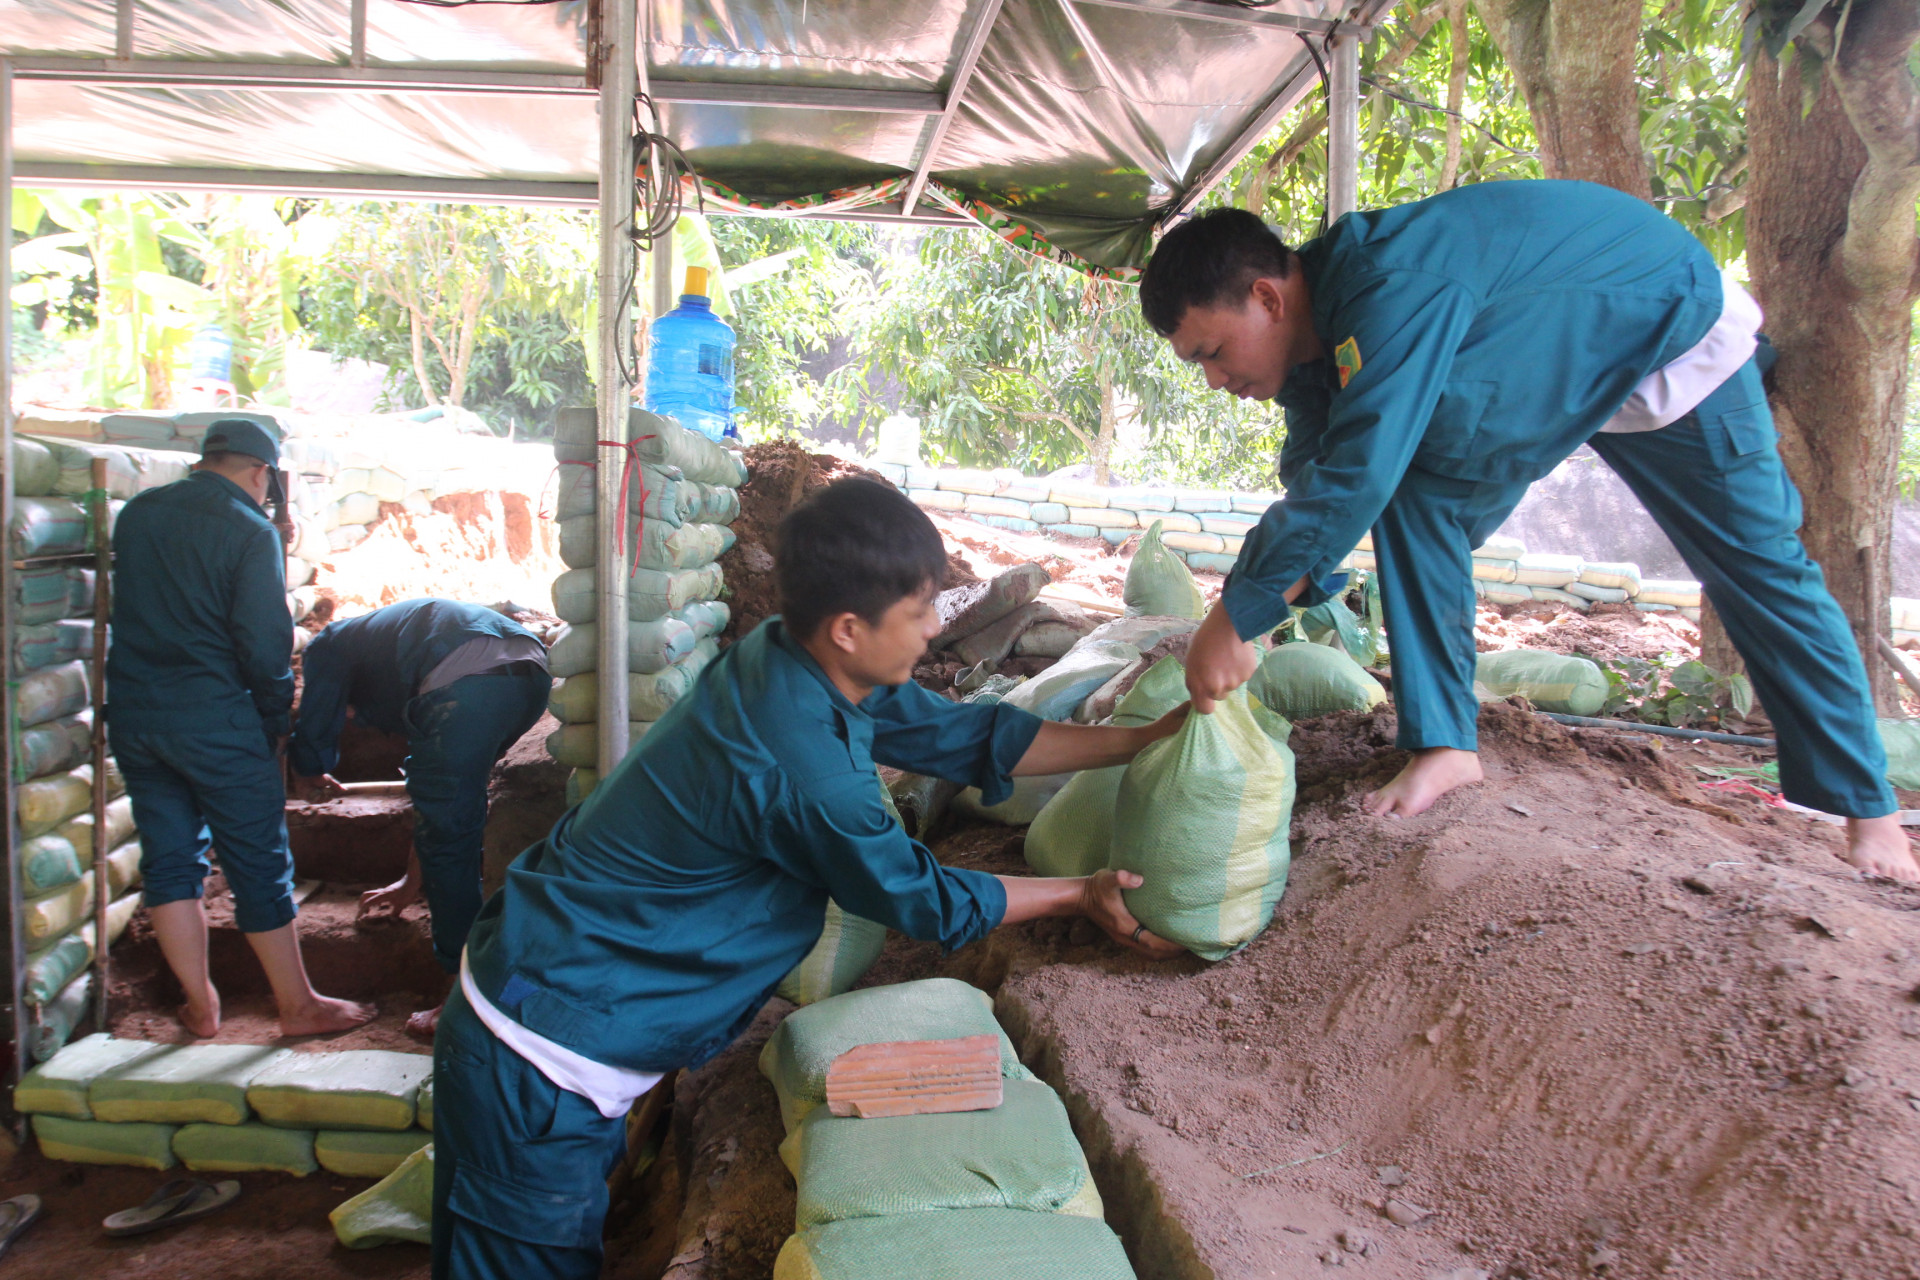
[1334,336,1362,389]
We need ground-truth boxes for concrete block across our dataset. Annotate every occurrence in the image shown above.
[909,488,966,512]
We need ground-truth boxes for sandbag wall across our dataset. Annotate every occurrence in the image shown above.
[875,460,1920,640]
[15,1035,433,1181]
[543,407,747,793]
[8,435,169,1063]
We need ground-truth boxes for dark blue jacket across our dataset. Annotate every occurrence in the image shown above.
[1226,179,1725,637]
[288,599,540,776]
[106,470,293,737]
[465,618,1042,1073]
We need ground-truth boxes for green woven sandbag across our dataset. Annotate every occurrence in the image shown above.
[15,660,89,728]
[15,1033,168,1119]
[1249,643,1386,721]
[783,1078,1102,1227]
[17,769,92,838]
[1473,649,1608,716]
[565,768,599,806]
[91,1043,291,1126]
[316,1129,433,1178]
[777,900,888,1007]
[758,978,1031,1135]
[1110,687,1295,961]
[773,1209,1136,1280]
[247,1049,431,1131]
[35,1114,177,1170]
[1026,657,1190,878]
[331,1143,435,1248]
[20,833,83,898]
[31,971,92,1063]
[1880,718,1920,790]
[22,931,91,1007]
[417,1076,433,1131]
[1124,520,1205,620]
[56,794,135,860]
[24,871,94,946]
[104,838,143,897]
[173,1122,318,1176]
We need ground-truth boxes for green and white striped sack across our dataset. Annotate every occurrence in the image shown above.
[1110,687,1295,961]
[1248,642,1386,721]
[780,1078,1102,1227]
[1473,650,1608,716]
[773,1209,1136,1280]
[1123,520,1205,620]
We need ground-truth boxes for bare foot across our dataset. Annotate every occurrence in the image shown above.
[279,995,377,1038]
[405,1003,443,1042]
[179,992,221,1038]
[1844,815,1920,884]
[1365,747,1484,817]
[358,875,421,921]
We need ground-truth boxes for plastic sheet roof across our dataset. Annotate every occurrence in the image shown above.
[4,0,1395,271]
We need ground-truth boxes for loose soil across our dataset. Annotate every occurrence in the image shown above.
[715,441,883,641]
[633,700,1920,1280]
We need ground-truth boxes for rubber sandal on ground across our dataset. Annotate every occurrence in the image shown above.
[102,1178,241,1238]
[0,1195,43,1259]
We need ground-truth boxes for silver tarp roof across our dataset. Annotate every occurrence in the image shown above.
[3,0,1393,270]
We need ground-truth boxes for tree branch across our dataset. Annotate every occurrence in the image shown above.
[1820,1,1920,324]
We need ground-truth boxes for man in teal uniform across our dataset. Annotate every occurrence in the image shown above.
[289,598,552,1036]
[108,419,375,1038]
[1141,181,1915,883]
[432,479,1187,1278]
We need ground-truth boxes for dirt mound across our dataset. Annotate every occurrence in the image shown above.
[1476,599,1700,664]
[717,440,914,641]
[314,490,564,621]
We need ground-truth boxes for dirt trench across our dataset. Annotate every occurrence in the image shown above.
[622,700,1920,1280]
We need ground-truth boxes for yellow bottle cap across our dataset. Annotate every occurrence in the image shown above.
[683,266,710,297]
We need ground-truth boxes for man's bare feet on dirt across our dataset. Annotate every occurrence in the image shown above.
[179,991,221,1038]
[1844,815,1920,884]
[278,996,377,1038]
[358,874,421,921]
[405,1003,443,1041]
[1365,747,1484,817]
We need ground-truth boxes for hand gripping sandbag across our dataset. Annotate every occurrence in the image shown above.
[783,1078,1102,1228]
[773,1208,1136,1280]
[1124,520,1205,620]
[1110,688,1295,961]
[330,1143,435,1248]
[1473,650,1608,716]
[759,979,1032,1135]
[1025,657,1191,878]
[1248,643,1386,721]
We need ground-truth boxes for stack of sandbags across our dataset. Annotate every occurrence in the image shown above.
[761,979,1136,1280]
[542,407,746,791]
[16,1039,434,1178]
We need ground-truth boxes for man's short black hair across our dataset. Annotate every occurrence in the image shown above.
[775,477,948,639]
[1139,208,1292,336]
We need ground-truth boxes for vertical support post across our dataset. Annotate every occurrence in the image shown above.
[350,0,368,69]
[1327,32,1360,221]
[652,226,674,320]
[87,461,110,1032]
[114,0,134,61]
[595,0,637,773]
[1,56,26,1108]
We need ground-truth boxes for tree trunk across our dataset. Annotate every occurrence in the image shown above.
[1745,2,1920,714]
[1437,0,1470,191]
[1092,365,1119,487]
[1474,0,1650,196]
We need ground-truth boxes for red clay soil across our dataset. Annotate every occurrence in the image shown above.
[627,699,1920,1280]
[1476,599,1703,664]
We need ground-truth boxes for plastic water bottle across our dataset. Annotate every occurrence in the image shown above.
[187,323,234,382]
[645,267,736,441]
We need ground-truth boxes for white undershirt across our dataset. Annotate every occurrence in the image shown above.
[418,634,549,697]
[459,949,662,1120]
[1599,270,1762,434]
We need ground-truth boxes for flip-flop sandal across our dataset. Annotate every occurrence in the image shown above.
[0,1195,43,1260]
[102,1178,241,1238]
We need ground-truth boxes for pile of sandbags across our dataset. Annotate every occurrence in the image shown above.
[541,407,747,792]
[17,1039,434,1179]
[761,978,1136,1279]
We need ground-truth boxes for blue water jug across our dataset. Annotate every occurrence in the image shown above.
[187,323,234,383]
[644,267,736,441]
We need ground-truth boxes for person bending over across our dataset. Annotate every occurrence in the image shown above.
[1143,184,1914,883]
[431,478,1186,1279]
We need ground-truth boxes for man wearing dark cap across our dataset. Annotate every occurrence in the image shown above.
[108,419,373,1038]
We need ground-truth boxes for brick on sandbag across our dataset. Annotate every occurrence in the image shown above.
[822,1034,1004,1119]
[908,487,965,512]
[91,1043,291,1126]
[932,563,1050,649]
[962,494,1032,521]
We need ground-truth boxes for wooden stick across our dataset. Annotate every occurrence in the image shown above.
[1877,634,1920,703]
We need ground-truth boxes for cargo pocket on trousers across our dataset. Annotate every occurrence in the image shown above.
[1704,403,1800,546]
[448,1161,601,1250]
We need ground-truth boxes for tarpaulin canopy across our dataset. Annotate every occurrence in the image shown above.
[1,0,1393,272]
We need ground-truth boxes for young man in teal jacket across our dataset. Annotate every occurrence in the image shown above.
[432,479,1187,1278]
[1143,181,1914,883]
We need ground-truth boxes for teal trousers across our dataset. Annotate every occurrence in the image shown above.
[1371,357,1894,819]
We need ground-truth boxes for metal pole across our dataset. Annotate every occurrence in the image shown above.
[87,461,110,1032]
[595,0,636,773]
[1327,33,1360,221]
[652,226,674,320]
[1,56,26,1110]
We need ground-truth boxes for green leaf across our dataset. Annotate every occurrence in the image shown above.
[1728,673,1755,719]
[1669,660,1715,697]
